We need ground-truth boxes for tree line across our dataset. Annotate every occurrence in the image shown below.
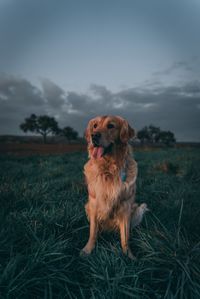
[137,125,176,146]
[20,114,176,146]
[20,114,78,143]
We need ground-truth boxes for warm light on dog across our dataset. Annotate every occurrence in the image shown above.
[81,115,148,259]
[85,115,135,159]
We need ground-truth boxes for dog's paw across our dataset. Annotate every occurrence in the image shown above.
[80,246,92,257]
[127,250,137,260]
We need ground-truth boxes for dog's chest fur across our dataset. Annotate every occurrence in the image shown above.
[84,157,125,221]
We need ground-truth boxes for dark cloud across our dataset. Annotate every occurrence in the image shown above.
[59,81,200,141]
[152,57,200,79]
[0,73,199,141]
[67,92,91,112]
[41,78,66,108]
[183,81,200,94]
[0,74,43,106]
[0,74,46,133]
[153,60,193,76]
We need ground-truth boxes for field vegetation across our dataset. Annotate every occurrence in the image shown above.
[0,148,200,298]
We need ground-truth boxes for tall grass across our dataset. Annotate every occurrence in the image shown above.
[0,149,199,298]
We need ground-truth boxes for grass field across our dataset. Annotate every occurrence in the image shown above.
[0,148,200,299]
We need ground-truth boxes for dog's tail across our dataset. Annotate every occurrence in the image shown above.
[131,203,149,227]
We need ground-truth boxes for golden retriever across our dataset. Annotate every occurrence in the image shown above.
[81,115,148,258]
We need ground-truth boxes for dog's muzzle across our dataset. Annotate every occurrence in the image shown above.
[91,132,101,147]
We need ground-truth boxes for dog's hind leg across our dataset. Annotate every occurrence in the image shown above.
[131,203,149,227]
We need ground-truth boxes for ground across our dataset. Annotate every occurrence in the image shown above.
[0,148,200,298]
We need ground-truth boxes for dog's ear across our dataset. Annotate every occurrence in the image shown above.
[84,122,91,143]
[119,118,136,143]
[85,119,95,143]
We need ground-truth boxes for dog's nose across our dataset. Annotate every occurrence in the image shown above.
[92,132,101,139]
[92,132,101,145]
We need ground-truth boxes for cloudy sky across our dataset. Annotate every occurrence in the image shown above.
[0,0,200,141]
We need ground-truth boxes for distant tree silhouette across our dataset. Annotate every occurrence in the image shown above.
[61,126,78,142]
[157,131,176,146]
[137,125,176,146]
[137,126,150,144]
[148,125,161,143]
[20,114,60,143]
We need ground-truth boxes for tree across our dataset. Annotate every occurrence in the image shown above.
[61,126,78,142]
[157,131,176,146]
[20,114,60,143]
[137,126,150,144]
[148,125,161,143]
[137,125,176,146]
[137,125,160,143]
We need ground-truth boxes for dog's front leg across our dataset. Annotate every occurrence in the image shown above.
[119,214,135,259]
[81,201,98,256]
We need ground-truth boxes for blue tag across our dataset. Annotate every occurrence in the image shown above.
[120,170,126,182]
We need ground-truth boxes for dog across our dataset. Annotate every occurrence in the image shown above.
[81,115,148,259]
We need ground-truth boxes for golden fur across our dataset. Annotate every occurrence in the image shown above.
[81,115,148,258]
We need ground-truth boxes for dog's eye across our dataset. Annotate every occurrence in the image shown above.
[107,123,114,129]
[93,123,98,129]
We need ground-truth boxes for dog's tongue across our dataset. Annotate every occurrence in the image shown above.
[92,146,104,159]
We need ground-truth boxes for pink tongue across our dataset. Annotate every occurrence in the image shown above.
[92,147,104,159]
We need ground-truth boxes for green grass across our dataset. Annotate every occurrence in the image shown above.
[0,148,200,299]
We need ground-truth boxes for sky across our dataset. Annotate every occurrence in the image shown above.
[0,0,200,141]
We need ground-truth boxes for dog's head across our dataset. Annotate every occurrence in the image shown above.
[85,115,135,159]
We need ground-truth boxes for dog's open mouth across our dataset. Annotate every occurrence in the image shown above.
[92,144,113,159]
[92,146,104,159]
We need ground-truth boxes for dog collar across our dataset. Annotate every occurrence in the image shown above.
[120,159,127,182]
[120,169,127,182]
